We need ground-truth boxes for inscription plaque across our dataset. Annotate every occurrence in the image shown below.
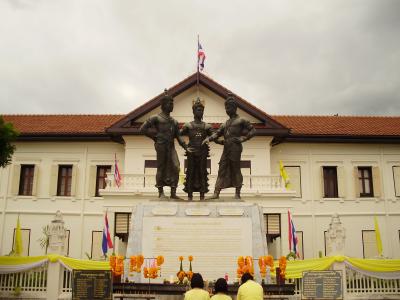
[142,217,252,281]
[302,270,342,299]
[72,270,112,300]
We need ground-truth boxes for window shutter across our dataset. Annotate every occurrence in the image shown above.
[320,166,325,198]
[337,166,346,199]
[353,167,360,198]
[115,213,132,235]
[70,165,78,197]
[50,165,58,196]
[11,164,21,196]
[394,166,400,197]
[31,165,39,196]
[264,214,280,235]
[372,167,381,198]
[88,166,97,197]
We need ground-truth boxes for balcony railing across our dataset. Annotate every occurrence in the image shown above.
[104,173,286,194]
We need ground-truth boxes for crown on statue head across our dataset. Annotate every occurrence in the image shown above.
[192,97,205,109]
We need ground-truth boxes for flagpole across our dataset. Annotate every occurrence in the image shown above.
[197,34,200,98]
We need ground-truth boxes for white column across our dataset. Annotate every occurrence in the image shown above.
[46,260,63,300]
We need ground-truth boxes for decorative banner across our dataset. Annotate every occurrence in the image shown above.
[0,255,399,280]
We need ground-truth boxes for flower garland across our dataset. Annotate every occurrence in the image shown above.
[279,256,287,278]
[109,255,124,276]
[258,255,274,278]
[129,254,144,273]
[144,255,164,279]
[236,256,254,278]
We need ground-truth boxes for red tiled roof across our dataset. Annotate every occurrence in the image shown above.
[3,114,400,138]
[273,115,400,136]
[2,115,124,135]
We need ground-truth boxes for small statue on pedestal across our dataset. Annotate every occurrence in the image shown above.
[202,93,256,199]
[140,90,187,199]
[180,98,213,200]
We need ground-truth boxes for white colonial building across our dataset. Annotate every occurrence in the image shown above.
[1,73,400,268]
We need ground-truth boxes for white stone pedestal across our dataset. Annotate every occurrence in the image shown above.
[126,201,268,283]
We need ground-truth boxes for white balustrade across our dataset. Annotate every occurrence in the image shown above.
[346,267,400,296]
[61,266,72,294]
[1,260,400,299]
[104,173,285,194]
[0,262,48,299]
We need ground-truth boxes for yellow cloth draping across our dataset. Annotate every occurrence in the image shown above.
[0,256,48,265]
[273,256,338,279]
[346,257,400,273]
[272,256,400,279]
[0,255,399,276]
[0,255,109,271]
[58,256,110,270]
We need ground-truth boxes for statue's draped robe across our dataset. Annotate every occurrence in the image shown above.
[181,121,212,194]
[214,116,254,189]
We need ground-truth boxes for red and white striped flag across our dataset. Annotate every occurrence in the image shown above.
[114,153,122,187]
[198,42,206,71]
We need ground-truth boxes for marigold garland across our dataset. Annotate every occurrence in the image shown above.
[156,255,164,266]
[236,255,254,278]
[258,255,274,278]
[279,256,287,277]
[114,256,124,276]
[130,256,137,272]
[136,254,144,272]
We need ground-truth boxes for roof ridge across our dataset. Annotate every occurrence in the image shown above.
[273,114,400,118]
[2,114,125,117]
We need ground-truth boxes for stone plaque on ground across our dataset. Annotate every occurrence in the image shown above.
[302,270,343,299]
[72,270,112,300]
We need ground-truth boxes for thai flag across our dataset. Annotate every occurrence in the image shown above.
[102,212,113,255]
[198,42,206,71]
[288,210,299,258]
[114,153,122,187]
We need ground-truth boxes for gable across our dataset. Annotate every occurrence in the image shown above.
[137,85,261,123]
[107,72,289,136]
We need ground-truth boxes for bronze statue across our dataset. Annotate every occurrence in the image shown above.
[180,98,213,200]
[202,93,255,199]
[140,90,187,199]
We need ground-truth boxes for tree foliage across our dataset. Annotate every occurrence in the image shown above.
[0,116,18,168]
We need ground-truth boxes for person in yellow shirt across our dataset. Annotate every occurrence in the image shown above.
[237,273,263,300]
[184,273,210,300]
[210,278,232,300]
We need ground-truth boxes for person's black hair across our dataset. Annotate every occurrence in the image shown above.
[214,278,228,294]
[241,272,253,285]
[190,273,204,289]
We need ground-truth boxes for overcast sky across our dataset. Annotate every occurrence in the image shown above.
[1,0,399,116]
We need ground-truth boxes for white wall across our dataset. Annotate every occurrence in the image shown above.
[1,137,399,260]
[270,142,400,259]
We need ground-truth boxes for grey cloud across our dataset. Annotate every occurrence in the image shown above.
[0,0,399,116]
